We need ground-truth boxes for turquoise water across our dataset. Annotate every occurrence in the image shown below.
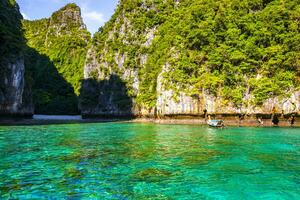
[0,123,299,199]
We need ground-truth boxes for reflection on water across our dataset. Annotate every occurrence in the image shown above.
[0,123,300,199]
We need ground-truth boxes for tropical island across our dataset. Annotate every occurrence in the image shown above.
[0,0,299,127]
[1,0,300,199]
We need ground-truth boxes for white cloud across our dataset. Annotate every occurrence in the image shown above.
[83,10,105,22]
[81,8,106,34]
[21,12,30,20]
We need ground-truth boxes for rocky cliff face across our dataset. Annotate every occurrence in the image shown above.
[0,0,33,116]
[23,3,90,114]
[82,0,300,117]
[81,0,168,116]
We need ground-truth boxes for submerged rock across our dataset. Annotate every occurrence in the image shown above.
[133,168,173,182]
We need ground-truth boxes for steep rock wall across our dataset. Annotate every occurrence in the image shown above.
[0,0,33,116]
[23,3,90,114]
[82,0,300,117]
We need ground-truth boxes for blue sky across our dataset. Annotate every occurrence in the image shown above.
[17,0,119,34]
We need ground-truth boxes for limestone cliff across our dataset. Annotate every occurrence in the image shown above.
[23,3,90,114]
[82,0,300,117]
[0,0,33,116]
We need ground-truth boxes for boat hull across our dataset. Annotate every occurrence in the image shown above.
[207,120,224,127]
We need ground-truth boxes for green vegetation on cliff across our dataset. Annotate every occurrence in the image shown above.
[90,0,300,111]
[2,0,298,116]
[0,0,24,68]
[0,0,33,115]
[0,0,22,97]
[23,3,90,114]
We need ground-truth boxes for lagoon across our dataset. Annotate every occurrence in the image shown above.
[0,123,299,199]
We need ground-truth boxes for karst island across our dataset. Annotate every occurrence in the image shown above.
[0,0,299,199]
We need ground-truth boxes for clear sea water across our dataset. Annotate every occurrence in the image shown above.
[0,123,299,199]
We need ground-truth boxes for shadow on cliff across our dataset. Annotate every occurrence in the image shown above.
[79,74,134,119]
[25,47,79,115]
